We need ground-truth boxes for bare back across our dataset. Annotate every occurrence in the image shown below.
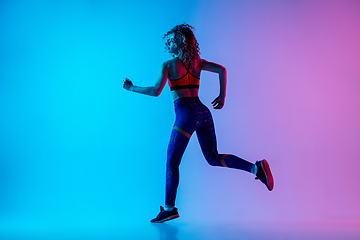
[166,58,202,100]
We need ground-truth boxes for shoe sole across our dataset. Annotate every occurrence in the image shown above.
[261,160,274,191]
[152,214,180,223]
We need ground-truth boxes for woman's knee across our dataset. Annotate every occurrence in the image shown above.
[204,155,221,166]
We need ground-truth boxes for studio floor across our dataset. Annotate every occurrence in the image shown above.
[1,218,359,240]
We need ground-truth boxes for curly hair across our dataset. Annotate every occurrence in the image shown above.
[163,23,201,65]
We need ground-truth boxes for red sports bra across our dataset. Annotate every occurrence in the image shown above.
[168,59,200,91]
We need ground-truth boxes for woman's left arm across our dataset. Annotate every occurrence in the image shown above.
[123,62,168,97]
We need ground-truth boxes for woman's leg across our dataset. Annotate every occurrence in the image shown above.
[165,126,192,207]
[196,124,253,172]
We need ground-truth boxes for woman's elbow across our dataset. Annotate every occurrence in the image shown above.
[154,87,162,97]
[153,84,165,97]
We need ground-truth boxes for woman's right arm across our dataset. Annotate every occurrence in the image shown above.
[201,59,227,109]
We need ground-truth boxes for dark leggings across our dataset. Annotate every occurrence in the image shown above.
[166,97,253,207]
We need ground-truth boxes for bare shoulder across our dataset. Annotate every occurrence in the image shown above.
[200,59,225,73]
[162,59,181,75]
[163,58,178,67]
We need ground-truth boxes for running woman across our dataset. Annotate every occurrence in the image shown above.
[123,24,274,223]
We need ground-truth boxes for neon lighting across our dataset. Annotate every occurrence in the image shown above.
[220,154,229,167]
[173,126,191,139]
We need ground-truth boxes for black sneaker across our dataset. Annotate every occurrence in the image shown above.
[255,159,274,191]
[150,206,180,223]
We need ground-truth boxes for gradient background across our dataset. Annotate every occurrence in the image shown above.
[1,0,360,238]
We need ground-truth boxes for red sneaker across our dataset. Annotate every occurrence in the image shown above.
[255,159,274,191]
